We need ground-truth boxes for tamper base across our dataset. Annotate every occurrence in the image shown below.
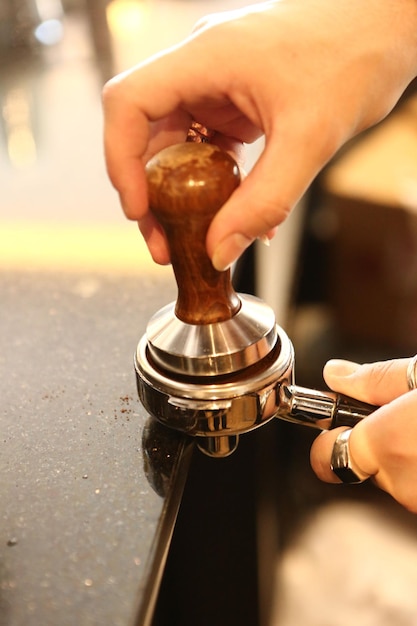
[146,294,277,377]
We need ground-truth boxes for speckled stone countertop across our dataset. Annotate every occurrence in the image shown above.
[0,270,192,626]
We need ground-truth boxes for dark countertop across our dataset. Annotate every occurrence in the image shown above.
[0,269,192,626]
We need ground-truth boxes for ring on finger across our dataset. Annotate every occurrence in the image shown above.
[330,428,371,484]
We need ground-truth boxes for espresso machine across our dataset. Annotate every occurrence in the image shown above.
[135,141,375,458]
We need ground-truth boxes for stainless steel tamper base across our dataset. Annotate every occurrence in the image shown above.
[135,314,294,458]
[145,294,277,377]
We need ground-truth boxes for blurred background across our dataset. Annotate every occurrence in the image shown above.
[3,2,417,624]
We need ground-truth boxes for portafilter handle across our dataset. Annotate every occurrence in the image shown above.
[278,383,377,430]
[146,143,241,324]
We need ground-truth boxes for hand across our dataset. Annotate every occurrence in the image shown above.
[103,0,417,270]
[310,357,417,513]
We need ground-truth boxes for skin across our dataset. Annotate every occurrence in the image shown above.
[102,0,417,510]
[103,0,417,270]
[311,358,417,514]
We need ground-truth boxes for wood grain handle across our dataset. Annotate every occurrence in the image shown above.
[146,143,241,324]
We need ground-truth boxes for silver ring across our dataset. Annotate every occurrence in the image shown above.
[407,355,417,391]
[330,429,371,484]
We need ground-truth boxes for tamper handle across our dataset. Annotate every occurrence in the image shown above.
[146,143,241,325]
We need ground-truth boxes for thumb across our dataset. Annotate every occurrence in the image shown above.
[207,124,325,271]
[323,357,411,406]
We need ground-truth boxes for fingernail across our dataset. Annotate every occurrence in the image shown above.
[212,233,253,271]
[257,234,270,247]
[325,359,360,378]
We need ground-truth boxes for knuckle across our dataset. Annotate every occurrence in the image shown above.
[370,359,398,384]
[101,77,118,106]
[349,358,410,405]
[359,360,398,403]
[101,74,130,110]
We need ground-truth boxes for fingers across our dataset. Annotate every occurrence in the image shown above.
[103,2,337,270]
[102,31,255,264]
[322,357,411,405]
[312,354,416,491]
[310,390,417,513]
[310,425,378,485]
[103,55,191,214]
[137,214,170,266]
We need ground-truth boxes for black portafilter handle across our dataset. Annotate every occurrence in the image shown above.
[278,383,378,430]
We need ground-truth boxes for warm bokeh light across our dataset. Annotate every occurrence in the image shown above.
[2,88,37,169]
[106,0,150,39]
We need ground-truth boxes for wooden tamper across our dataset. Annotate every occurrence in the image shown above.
[135,143,375,457]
